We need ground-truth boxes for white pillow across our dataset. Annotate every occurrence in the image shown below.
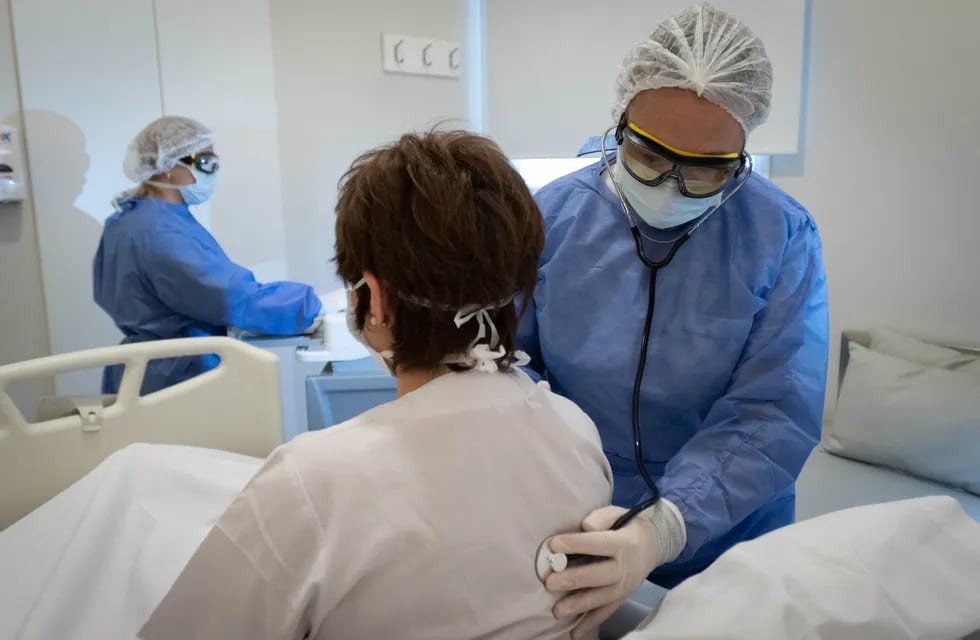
[867,327,976,368]
[827,342,980,495]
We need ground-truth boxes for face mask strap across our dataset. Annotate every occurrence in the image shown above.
[446,299,525,371]
[144,160,212,191]
[144,179,179,191]
[453,305,501,351]
[349,280,519,371]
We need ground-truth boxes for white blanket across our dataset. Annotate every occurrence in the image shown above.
[0,444,261,640]
[628,496,980,639]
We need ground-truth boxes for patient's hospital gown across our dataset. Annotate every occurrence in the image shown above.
[140,369,613,640]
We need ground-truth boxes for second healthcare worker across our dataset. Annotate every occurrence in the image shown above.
[94,116,322,395]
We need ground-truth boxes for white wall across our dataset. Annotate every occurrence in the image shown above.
[484,0,805,158]
[10,0,161,395]
[0,0,51,414]
[154,0,289,282]
[770,0,980,408]
[270,0,469,292]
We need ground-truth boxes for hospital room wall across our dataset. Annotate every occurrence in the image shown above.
[0,1,52,411]
[269,0,469,293]
[769,0,980,411]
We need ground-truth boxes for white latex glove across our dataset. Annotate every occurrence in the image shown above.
[545,500,686,640]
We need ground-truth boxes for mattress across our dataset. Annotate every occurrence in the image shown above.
[796,446,980,522]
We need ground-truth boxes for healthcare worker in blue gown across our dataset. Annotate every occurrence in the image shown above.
[524,5,829,637]
[93,116,322,395]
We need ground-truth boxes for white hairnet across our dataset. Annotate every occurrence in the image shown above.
[123,116,214,183]
[613,3,773,135]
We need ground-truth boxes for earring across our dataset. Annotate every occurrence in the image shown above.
[369,315,380,327]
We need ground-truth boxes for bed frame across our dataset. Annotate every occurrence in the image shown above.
[0,337,283,529]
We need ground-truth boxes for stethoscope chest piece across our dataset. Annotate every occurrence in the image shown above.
[534,537,568,582]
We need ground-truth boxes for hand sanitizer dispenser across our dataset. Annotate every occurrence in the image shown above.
[0,125,26,203]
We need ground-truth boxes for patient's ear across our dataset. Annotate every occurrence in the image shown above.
[362,272,390,326]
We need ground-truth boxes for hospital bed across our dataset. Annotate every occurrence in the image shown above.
[0,337,661,640]
[797,331,980,521]
[0,337,284,529]
[0,338,285,640]
[2,336,978,640]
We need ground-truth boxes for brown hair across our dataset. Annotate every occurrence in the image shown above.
[335,130,543,372]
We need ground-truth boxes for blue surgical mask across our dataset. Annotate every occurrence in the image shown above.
[178,165,217,205]
[145,164,219,206]
[613,155,721,229]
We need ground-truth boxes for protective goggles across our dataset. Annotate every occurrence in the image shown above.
[179,151,220,175]
[615,121,747,198]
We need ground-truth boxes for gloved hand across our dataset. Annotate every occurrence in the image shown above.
[545,500,686,640]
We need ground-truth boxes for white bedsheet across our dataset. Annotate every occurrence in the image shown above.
[628,496,980,639]
[0,444,261,640]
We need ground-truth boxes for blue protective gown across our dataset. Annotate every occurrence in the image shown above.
[93,197,322,395]
[518,161,829,586]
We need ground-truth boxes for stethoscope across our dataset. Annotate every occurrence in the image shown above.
[535,123,753,580]
[601,123,754,530]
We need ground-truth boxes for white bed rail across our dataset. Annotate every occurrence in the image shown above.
[0,337,283,528]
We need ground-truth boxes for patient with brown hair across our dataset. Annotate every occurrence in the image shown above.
[140,131,612,640]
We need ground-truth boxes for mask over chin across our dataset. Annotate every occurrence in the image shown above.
[612,155,721,229]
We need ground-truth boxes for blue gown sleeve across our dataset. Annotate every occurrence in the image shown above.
[518,179,576,383]
[146,229,322,335]
[657,218,830,561]
[516,293,544,382]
